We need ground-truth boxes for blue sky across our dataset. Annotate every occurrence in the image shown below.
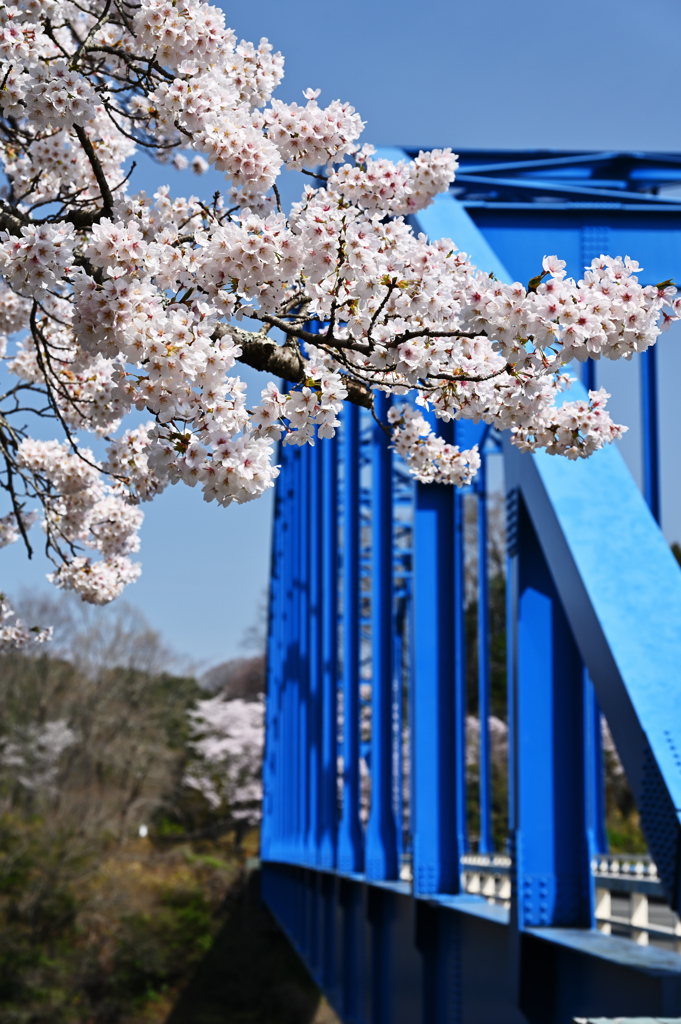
[5,0,681,670]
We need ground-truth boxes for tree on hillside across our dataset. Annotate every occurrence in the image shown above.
[0,595,199,835]
[0,0,676,627]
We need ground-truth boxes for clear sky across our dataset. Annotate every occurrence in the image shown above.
[5,0,681,670]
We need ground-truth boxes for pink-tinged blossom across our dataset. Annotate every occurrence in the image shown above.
[389,404,481,485]
[16,440,144,604]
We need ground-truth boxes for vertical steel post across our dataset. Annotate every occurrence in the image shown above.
[319,435,338,868]
[366,391,398,880]
[306,441,321,866]
[276,448,290,861]
[453,437,469,858]
[477,456,493,854]
[338,405,363,873]
[262,441,284,861]
[641,346,661,523]
[584,671,608,860]
[582,359,596,392]
[282,448,300,862]
[296,445,310,863]
[514,495,592,928]
[506,489,518,860]
[392,610,404,868]
[412,476,462,894]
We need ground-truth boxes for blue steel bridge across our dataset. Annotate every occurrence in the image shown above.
[260,151,681,1024]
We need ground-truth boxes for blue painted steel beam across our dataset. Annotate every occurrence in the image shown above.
[365,391,399,880]
[320,435,338,868]
[584,672,608,860]
[412,476,462,894]
[307,440,321,866]
[338,404,364,873]
[262,439,288,861]
[506,489,518,863]
[452,485,469,862]
[297,445,310,865]
[581,359,596,392]
[413,191,511,282]
[513,493,593,928]
[281,446,300,863]
[476,455,493,855]
[453,172,681,205]
[641,345,661,523]
[451,151,623,177]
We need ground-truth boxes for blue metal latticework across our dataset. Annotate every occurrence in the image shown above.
[261,152,681,1024]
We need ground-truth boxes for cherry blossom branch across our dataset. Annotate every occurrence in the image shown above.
[217,324,373,409]
[73,125,115,217]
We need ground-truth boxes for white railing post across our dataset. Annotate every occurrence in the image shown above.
[631,891,649,946]
[482,872,497,903]
[499,875,512,902]
[467,871,481,894]
[594,887,612,935]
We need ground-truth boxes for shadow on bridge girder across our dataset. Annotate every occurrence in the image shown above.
[263,864,681,1024]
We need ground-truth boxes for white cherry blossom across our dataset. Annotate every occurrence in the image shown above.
[0,0,673,605]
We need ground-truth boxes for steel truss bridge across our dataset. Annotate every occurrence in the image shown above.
[260,151,681,1023]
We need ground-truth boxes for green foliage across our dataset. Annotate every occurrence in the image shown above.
[606,813,648,855]
[0,798,239,1024]
[603,744,647,853]
[0,607,243,1024]
[111,885,214,1003]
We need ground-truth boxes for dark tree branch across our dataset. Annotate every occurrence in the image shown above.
[217,325,373,409]
[73,125,115,218]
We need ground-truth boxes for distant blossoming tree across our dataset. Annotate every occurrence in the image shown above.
[184,693,264,828]
[0,0,676,636]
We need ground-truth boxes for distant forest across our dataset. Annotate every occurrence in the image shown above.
[0,595,265,1024]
